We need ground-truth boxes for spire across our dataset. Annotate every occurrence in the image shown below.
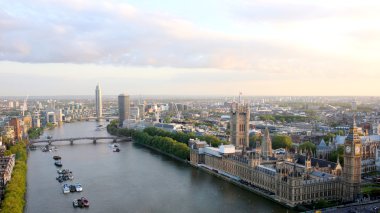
[353,114,356,127]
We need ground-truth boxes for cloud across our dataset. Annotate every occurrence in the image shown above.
[0,0,379,80]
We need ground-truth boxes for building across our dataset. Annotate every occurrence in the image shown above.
[95,83,103,119]
[0,154,15,200]
[46,111,56,124]
[118,93,130,127]
[230,102,250,149]
[138,104,145,120]
[9,118,21,140]
[342,118,362,201]
[1,126,15,142]
[130,107,139,120]
[190,117,363,207]
[32,113,41,128]
[261,127,273,159]
[22,115,33,137]
[316,139,334,160]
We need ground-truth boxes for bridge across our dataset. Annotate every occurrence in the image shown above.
[29,136,132,145]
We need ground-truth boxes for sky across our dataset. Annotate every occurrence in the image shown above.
[0,0,380,96]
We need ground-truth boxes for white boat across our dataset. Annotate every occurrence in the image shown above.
[63,184,70,194]
[75,183,82,192]
[111,143,120,148]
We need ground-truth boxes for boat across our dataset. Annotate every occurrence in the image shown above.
[75,183,82,192]
[111,143,120,148]
[53,156,61,160]
[97,124,103,127]
[113,147,120,152]
[69,185,76,192]
[81,197,90,207]
[95,127,102,131]
[47,135,53,139]
[63,184,70,194]
[55,160,62,167]
[73,199,79,208]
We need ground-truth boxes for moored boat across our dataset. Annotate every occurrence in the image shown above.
[63,184,70,194]
[53,156,61,160]
[55,160,62,167]
[75,183,82,192]
[81,197,90,207]
[69,185,76,192]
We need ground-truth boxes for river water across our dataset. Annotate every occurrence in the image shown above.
[25,121,292,213]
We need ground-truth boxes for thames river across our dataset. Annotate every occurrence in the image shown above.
[25,121,292,213]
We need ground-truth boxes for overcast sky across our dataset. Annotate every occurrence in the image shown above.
[1,0,380,96]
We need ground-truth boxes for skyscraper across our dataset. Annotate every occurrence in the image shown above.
[118,93,130,127]
[95,83,102,119]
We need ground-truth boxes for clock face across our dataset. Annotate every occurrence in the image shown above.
[346,146,351,153]
[355,144,361,155]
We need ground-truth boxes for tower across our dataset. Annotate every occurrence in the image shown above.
[261,127,273,159]
[342,116,362,201]
[118,92,130,127]
[230,101,250,150]
[95,83,103,119]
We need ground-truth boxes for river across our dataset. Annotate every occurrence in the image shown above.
[25,121,293,213]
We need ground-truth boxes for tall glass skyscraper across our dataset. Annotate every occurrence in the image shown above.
[95,83,102,119]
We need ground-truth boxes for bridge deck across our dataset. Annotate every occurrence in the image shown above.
[30,136,131,144]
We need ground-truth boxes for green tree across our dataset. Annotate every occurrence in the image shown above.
[299,141,316,153]
[272,135,293,149]
[249,135,262,148]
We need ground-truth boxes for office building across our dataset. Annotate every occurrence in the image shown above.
[118,93,130,126]
[95,83,102,119]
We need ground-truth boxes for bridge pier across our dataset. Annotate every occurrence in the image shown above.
[93,139,96,144]
[70,140,74,145]
[113,139,117,143]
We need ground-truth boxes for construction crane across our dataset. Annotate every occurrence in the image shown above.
[22,95,29,116]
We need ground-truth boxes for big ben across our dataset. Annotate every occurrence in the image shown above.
[342,117,362,201]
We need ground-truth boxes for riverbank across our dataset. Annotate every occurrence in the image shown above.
[134,142,188,164]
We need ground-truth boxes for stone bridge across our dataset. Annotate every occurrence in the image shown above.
[29,136,132,145]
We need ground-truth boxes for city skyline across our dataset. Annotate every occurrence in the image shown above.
[1,0,380,96]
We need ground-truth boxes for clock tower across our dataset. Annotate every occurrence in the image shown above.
[342,116,362,201]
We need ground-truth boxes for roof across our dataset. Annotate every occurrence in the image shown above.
[318,139,327,147]
[335,135,380,145]
[310,170,334,178]
[297,155,337,169]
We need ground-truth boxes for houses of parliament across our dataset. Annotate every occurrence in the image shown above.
[189,102,363,207]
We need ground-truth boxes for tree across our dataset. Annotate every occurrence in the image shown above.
[299,141,316,153]
[249,135,261,148]
[272,135,293,149]
[328,145,344,165]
